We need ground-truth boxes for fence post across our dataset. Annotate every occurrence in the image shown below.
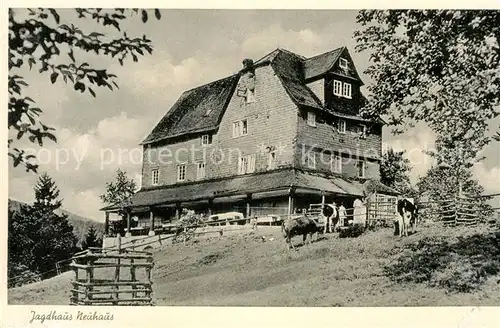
[85,256,93,304]
[113,234,121,305]
[130,257,136,298]
[454,196,458,226]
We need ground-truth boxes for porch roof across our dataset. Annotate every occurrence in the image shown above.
[100,169,371,212]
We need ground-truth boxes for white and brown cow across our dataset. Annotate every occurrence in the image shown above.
[282,216,323,250]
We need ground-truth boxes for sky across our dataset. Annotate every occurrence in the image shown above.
[8,9,500,221]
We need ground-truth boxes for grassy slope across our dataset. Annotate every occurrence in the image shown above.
[8,225,500,306]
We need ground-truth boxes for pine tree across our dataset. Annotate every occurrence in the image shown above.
[82,225,102,250]
[8,173,78,281]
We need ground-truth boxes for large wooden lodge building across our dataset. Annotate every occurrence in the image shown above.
[102,47,398,236]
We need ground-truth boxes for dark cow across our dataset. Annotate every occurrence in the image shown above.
[396,199,418,237]
[282,216,323,250]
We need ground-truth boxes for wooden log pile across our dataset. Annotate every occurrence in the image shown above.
[70,235,154,306]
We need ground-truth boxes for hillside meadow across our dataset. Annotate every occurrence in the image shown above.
[8,223,500,306]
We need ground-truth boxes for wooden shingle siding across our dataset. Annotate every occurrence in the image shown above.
[296,110,382,160]
[214,65,298,178]
[307,79,324,105]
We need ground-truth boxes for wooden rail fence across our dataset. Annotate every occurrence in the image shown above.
[70,235,154,306]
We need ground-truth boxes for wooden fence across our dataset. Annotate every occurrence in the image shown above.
[418,196,482,226]
[70,236,154,306]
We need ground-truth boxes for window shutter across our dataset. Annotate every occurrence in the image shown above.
[248,154,256,173]
[237,157,243,174]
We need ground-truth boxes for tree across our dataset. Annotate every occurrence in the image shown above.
[8,8,161,172]
[8,173,78,282]
[100,168,137,207]
[100,169,137,234]
[81,225,102,249]
[30,173,78,277]
[380,148,414,195]
[354,10,500,155]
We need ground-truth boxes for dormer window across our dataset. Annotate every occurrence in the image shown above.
[333,79,352,99]
[339,58,348,69]
[333,80,342,96]
[307,111,316,127]
[342,83,352,99]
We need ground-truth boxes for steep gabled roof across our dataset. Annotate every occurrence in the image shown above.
[141,74,239,145]
[303,47,345,80]
[142,47,377,145]
[270,49,324,110]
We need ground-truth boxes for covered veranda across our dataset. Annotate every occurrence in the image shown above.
[100,168,372,237]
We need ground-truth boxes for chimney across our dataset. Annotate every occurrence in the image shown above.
[242,58,254,70]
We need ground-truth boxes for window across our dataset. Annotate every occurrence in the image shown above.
[333,80,342,96]
[334,80,352,98]
[201,134,212,146]
[151,169,159,185]
[177,164,186,182]
[331,155,342,173]
[307,111,316,127]
[342,83,352,98]
[306,152,316,169]
[357,160,365,178]
[359,124,367,138]
[246,89,255,103]
[196,162,206,180]
[238,154,255,175]
[242,119,248,135]
[339,58,348,69]
[267,151,277,170]
[232,119,248,138]
[337,119,346,134]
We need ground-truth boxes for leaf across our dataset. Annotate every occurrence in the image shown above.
[132,54,138,62]
[74,82,85,92]
[89,88,96,98]
[68,49,75,63]
[89,32,104,38]
[141,10,148,23]
[155,9,161,20]
[49,9,60,24]
[28,58,36,70]
[50,72,59,84]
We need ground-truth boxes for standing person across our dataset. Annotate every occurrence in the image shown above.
[338,202,347,228]
[353,198,366,226]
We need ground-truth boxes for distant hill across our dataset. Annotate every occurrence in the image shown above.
[8,199,105,247]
